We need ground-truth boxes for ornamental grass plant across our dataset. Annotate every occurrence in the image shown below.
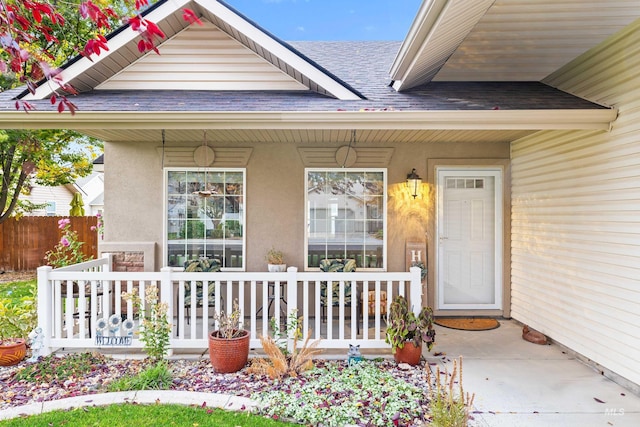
[248,311,322,379]
[426,356,475,427]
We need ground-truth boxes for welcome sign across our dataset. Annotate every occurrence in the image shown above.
[95,315,135,347]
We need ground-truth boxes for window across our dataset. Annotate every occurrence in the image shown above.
[45,201,56,216]
[305,169,386,270]
[165,169,245,270]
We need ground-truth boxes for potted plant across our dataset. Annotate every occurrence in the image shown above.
[265,247,286,272]
[0,285,38,366]
[208,300,250,373]
[385,295,435,365]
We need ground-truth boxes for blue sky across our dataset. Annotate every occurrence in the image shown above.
[224,0,421,41]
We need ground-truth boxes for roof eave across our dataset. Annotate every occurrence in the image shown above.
[389,0,448,88]
[0,109,618,131]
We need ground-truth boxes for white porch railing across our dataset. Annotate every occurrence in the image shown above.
[37,254,423,356]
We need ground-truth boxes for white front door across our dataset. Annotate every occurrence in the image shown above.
[436,168,503,310]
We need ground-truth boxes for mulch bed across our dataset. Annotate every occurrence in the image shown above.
[0,271,36,284]
[0,356,433,417]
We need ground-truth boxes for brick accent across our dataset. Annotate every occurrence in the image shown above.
[112,251,144,272]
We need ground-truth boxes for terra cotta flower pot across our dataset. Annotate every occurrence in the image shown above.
[208,330,250,373]
[0,338,27,366]
[393,341,422,365]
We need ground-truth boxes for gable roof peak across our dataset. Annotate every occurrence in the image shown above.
[21,0,363,101]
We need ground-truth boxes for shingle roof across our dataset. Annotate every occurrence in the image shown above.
[0,42,607,112]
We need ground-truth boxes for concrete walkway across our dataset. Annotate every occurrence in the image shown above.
[2,319,639,426]
[426,319,640,426]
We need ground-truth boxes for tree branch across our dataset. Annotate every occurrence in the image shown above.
[0,143,16,218]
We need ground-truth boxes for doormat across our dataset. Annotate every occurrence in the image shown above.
[434,317,500,331]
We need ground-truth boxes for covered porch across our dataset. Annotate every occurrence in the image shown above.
[36,254,423,356]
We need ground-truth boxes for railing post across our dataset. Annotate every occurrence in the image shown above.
[286,266,298,353]
[102,252,112,272]
[409,266,422,316]
[37,265,53,356]
[160,266,174,356]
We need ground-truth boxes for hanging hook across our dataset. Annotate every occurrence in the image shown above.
[161,129,165,168]
[341,129,356,168]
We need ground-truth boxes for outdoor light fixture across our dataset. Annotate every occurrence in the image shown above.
[406,168,422,199]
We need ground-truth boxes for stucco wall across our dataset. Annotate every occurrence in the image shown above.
[511,21,640,388]
[105,141,509,271]
[104,139,509,274]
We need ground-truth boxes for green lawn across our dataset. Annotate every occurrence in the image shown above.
[0,280,36,302]
[0,403,295,427]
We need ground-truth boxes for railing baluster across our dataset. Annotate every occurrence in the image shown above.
[314,280,321,340]
[78,280,86,338]
[250,280,257,341]
[261,281,269,337]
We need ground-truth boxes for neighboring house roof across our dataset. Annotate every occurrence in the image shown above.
[390,0,640,90]
[88,191,104,208]
[0,0,622,143]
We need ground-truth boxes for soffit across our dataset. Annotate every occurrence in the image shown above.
[78,128,534,144]
[393,0,640,89]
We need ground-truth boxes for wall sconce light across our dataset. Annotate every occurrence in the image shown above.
[406,168,422,199]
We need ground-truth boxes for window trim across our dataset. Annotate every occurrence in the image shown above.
[163,167,246,271]
[304,167,387,271]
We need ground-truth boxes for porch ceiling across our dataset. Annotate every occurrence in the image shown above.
[76,128,536,144]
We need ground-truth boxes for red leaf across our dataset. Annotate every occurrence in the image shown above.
[79,2,89,19]
[32,9,42,23]
[10,57,22,73]
[137,40,146,53]
[182,8,203,26]
[65,100,77,116]
[58,101,65,113]
[145,21,165,38]
[50,95,57,105]
[15,15,30,31]
[52,13,65,25]
[60,85,79,96]
[594,397,606,404]
[129,16,142,31]
[26,81,37,95]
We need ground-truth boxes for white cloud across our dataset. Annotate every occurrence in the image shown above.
[296,26,305,32]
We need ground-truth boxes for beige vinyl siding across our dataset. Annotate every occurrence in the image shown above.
[97,21,307,91]
[511,20,640,386]
[22,185,74,216]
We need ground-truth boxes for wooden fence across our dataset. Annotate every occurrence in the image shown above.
[0,216,98,271]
